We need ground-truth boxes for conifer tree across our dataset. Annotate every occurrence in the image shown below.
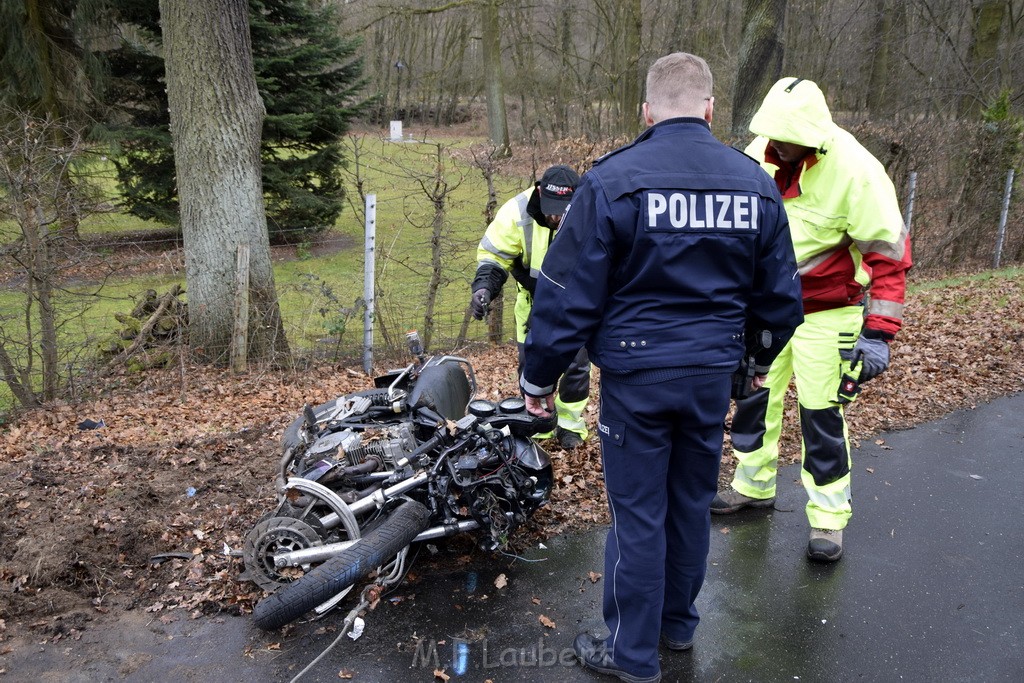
[105,0,368,241]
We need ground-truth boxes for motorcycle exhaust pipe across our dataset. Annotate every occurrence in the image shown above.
[274,519,481,568]
[318,471,430,530]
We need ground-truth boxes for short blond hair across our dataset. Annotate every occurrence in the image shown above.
[645,53,713,122]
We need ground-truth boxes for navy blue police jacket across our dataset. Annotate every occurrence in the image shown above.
[520,117,804,397]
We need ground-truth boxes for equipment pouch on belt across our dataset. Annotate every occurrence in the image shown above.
[731,354,757,400]
[731,330,772,400]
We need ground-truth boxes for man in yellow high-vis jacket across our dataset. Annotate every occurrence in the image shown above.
[470,165,590,450]
[713,78,913,562]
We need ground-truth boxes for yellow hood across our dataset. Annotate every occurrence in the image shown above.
[749,77,836,150]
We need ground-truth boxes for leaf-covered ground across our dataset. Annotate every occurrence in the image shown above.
[0,271,1021,648]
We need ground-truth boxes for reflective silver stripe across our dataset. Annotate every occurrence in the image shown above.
[868,298,904,319]
[513,192,536,267]
[513,191,530,217]
[479,236,516,261]
[854,237,905,260]
[805,478,851,515]
[520,377,555,396]
[734,463,776,494]
[796,240,851,275]
[853,221,908,261]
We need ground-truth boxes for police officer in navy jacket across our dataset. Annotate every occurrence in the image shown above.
[520,53,804,683]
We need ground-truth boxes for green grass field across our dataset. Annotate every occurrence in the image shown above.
[5,134,1022,417]
[0,133,527,414]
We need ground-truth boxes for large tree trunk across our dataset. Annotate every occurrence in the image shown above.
[554,4,574,139]
[613,0,643,137]
[731,0,787,144]
[159,0,289,364]
[960,0,1007,117]
[481,0,510,157]
[866,0,908,117]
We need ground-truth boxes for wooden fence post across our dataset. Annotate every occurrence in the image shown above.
[230,243,250,373]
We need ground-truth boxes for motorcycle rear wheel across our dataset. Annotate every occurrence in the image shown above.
[252,499,431,631]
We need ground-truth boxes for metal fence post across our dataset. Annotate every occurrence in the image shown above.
[903,171,917,233]
[993,169,1014,269]
[363,194,376,374]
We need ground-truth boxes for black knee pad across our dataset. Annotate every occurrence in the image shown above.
[730,389,770,453]
[799,405,850,486]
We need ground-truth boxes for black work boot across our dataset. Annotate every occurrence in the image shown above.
[573,633,661,683]
[807,528,843,562]
[660,633,694,651]
[557,427,585,451]
[710,488,775,514]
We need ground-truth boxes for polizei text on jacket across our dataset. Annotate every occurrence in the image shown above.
[644,191,761,232]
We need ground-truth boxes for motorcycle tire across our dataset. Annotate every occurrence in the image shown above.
[252,499,431,631]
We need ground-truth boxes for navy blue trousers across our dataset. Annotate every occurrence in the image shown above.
[597,372,730,677]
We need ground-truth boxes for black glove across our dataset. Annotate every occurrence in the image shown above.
[470,288,491,320]
[840,333,890,383]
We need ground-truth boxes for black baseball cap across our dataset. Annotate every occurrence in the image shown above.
[538,165,580,215]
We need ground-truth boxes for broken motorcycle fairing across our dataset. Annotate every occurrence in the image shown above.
[243,332,555,630]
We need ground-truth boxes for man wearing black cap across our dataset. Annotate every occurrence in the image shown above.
[470,165,591,450]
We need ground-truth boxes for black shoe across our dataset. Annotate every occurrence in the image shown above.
[660,633,694,651]
[710,489,775,515]
[807,528,843,562]
[557,427,585,451]
[573,633,661,683]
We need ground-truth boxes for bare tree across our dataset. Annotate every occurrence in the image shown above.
[866,0,906,116]
[159,0,289,363]
[961,0,1009,116]
[458,143,510,345]
[0,111,92,406]
[481,0,511,156]
[732,0,787,142]
[607,0,644,137]
[412,143,462,348]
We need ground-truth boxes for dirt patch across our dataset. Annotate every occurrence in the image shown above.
[0,271,1022,655]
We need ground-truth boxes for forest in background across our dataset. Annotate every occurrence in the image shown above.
[343,0,1024,271]
[2,0,1023,416]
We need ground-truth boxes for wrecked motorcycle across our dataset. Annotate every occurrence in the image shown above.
[243,332,555,631]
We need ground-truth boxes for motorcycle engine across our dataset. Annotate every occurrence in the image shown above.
[446,434,552,551]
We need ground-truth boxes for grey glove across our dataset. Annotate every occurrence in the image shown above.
[841,333,890,382]
[470,288,491,320]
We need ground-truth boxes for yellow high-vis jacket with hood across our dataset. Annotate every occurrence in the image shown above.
[472,187,556,343]
[745,78,912,338]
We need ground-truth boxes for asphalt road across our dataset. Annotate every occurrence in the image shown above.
[7,392,1022,683]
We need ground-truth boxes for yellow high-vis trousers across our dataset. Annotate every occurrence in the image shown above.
[729,306,864,530]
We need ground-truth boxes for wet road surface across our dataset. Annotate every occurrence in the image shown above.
[8,393,1022,682]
